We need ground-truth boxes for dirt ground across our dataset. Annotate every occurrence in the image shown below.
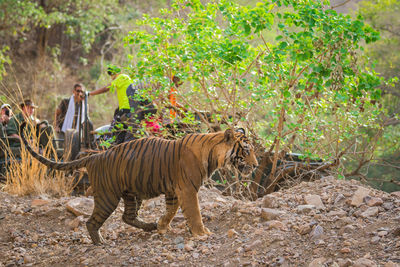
[1,177,399,267]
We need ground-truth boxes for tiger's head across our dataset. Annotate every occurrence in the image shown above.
[223,128,258,176]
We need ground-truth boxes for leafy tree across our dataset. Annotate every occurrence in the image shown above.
[0,0,120,78]
[125,0,388,196]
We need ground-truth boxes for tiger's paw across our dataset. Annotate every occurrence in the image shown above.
[204,227,214,235]
[157,223,172,234]
[142,222,158,232]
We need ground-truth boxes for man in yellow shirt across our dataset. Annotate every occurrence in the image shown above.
[89,65,156,143]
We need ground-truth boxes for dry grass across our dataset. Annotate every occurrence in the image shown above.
[1,127,75,197]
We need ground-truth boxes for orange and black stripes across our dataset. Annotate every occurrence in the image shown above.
[21,128,258,244]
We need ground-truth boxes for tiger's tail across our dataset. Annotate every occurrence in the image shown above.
[20,122,90,171]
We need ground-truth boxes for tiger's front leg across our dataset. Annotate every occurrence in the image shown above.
[177,187,213,237]
[122,192,157,232]
[158,192,180,234]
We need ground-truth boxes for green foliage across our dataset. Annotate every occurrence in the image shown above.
[125,0,385,165]
[0,0,120,79]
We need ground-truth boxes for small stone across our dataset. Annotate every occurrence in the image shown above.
[351,187,370,207]
[177,255,185,261]
[364,197,383,207]
[327,210,347,217]
[308,257,326,267]
[266,220,287,231]
[227,229,238,238]
[377,231,388,237]
[184,244,193,251]
[393,227,400,237]
[382,202,394,210]
[353,258,377,267]
[370,236,380,244]
[244,239,262,252]
[334,193,346,205]
[174,236,184,244]
[337,258,353,267]
[262,195,278,208]
[304,194,325,209]
[260,208,284,221]
[31,199,50,207]
[340,247,351,253]
[24,255,33,264]
[390,191,400,198]
[297,205,316,214]
[384,261,398,267]
[309,225,324,240]
[298,224,312,235]
[360,207,379,218]
[192,252,199,259]
[66,197,94,217]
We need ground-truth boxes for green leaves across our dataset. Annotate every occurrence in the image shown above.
[124,0,385,164]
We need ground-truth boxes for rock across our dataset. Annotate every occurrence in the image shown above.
[360,207,379,218]
[260,208,284,221]
[327,209,347,217]
[382,202,394,210]
[262,195,278,208]
[353,258,377,267]
[31,199,50,207]
[384,262,398,267]
[297,205,316,214]
[309,225,324,240]
[377,231,388,237]
[227,229,238,238]
[340,247,351,253]
[66,197,94,217]
[370,236,380,244]
[337,258,353,267]
[174,236,184,244]
[298,224,312,235]
[304,194,325,209]
[393,227,400,237]
[334,193,346,205]
[266,220,287,231]
[244,239,262,252]
[308,257,326,267]
[390,191,400,198]
[364,196,383,207]
[351,187,370,207]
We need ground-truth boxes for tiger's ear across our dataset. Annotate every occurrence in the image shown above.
[224,128,235,144]
[235,128,245,135]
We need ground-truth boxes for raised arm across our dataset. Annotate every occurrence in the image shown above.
[88,84,111,96]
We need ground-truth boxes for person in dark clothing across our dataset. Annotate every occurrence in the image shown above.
[54,83,86,139]
[6,100,55,150]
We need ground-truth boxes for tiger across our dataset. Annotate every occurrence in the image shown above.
[20,127,258,244]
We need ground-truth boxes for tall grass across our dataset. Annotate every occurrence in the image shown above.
[1,120,75,197]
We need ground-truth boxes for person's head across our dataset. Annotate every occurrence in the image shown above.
[20,99,38,117]
[1,104,12,117]
[107,65,121,80]
[73,83,85,101]
[171,75,183,88]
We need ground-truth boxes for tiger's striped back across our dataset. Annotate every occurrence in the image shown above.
[22,128,258,244]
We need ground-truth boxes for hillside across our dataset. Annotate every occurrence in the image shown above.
[0,177,399,266]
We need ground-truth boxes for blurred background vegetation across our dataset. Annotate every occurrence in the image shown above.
[0,0,398,193]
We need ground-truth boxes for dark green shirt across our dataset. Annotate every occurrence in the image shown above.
[6,113,34,147]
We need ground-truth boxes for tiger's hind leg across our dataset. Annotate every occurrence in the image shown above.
[122,192,157,231]
[86,194,121,245]
[158,192,180,234]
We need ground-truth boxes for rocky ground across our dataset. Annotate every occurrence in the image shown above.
[0,176,400,267]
